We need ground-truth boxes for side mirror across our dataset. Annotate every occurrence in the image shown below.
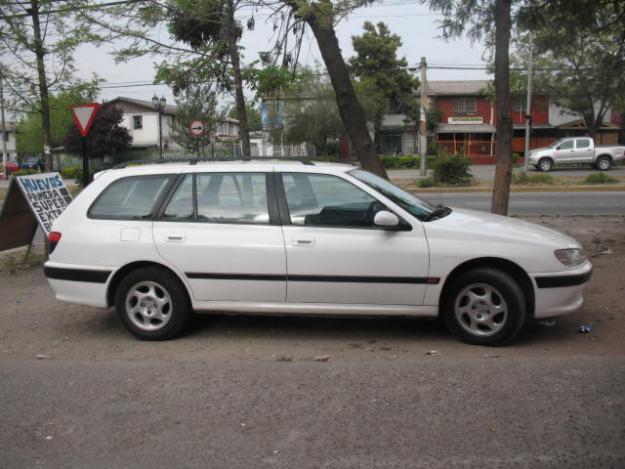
[374,210,400,228]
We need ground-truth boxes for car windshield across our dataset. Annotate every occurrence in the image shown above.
[349,169,441,221]
[548,139,566,149]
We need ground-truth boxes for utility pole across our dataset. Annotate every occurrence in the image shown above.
[0,73,9,179]
[523,33,534,172]
[419,57,428,177]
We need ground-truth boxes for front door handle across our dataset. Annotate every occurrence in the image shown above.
[293,239,314,247]
[167,234,186,242]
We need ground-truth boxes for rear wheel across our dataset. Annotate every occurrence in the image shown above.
[442,268,526,346]
[537,158,553,172]
[595,156,612,171]
[115,267,190,340]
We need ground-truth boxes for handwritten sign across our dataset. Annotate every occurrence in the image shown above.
[16,173,73,234]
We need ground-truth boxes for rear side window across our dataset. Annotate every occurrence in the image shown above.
[89,175,173,220]
[576,139,591,149]
[161,173,270,224]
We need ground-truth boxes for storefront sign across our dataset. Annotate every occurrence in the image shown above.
[448,117,484,124]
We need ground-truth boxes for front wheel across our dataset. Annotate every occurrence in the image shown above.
[115,267,190,340]
[595,156,612,171]
[441,268,527,346]
[537,158,553,172]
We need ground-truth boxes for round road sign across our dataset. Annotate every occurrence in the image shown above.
[189,120,206,137]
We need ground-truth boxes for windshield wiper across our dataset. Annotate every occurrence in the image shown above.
[423,205,451,221]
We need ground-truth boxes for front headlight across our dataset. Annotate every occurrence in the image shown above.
[554,249,586,267]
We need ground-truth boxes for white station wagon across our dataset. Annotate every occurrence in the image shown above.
[44,162,592,345]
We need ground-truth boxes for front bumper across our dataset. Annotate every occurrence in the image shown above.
[531,261,593,318]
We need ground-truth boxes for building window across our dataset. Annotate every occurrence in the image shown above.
[133,115,143,130]
[453,98,477,115]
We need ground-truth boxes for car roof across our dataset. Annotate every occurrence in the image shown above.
[94,160,358,179]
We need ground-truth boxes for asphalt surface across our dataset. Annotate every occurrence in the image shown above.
[388,165,625,180]
[421,191,625,216]
[2,358,625,469]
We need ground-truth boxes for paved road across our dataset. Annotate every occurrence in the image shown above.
[421,191,625,216]
[389,165,625,180]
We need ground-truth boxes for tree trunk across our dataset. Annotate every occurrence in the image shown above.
[490,0,513,216]
[225,0,251,160]
[29,0,53,171]
[305,8,387,178]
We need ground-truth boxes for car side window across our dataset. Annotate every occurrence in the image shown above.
[89,175,173,220]
[163,174,194,221]
[196,173,269,224]
[576,139,591,149]
[557,140,574,150]
[281,173,383,228]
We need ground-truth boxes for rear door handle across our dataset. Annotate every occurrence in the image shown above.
[293,239,314,247]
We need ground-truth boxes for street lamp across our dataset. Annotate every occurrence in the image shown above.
[152,94,166,159]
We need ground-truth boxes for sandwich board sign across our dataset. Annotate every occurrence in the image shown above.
[0,173,73,251]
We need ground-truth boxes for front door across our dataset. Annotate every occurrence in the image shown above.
[553,139,575,163]
[278,172,429,306]
[153,172,286,302]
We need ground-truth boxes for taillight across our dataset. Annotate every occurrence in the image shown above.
[48,231,62,254]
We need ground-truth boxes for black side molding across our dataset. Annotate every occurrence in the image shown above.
[44,267,111,284]
[535,269,592,289]
[186,272,440,285]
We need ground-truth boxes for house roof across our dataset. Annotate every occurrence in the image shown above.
[424,80,491,96]
[109,96,178,115]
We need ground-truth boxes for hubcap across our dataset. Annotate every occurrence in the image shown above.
[125,281,173,331]
[454,283,508,337]
[599,159,609,169]
[540,160,551,171]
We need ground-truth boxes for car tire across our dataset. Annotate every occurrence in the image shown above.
[115,266,190,340]
[441,268,527,346]
[595,156,612,171]
[537,158,553,172]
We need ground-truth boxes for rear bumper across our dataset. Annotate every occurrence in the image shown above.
[44,263,111,308]
[531,262,593,318]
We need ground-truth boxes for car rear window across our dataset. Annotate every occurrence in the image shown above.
[88,175,173,220]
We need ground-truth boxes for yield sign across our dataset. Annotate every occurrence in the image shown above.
[71,103,100,137]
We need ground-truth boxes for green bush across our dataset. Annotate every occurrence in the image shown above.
[12,169,38,177]
[432,153,472,186]
[380,155,420,169]
[583,173,619,184]
[61,166,81,179]
[418,177,435,188]
[427,142,439,156]
[512,172,555,185]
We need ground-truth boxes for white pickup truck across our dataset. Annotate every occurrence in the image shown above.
[527,137,625,171]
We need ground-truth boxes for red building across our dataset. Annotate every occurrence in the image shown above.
[427,80,622,163]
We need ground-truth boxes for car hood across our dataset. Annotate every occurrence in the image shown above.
[424,207,581,249]
[531,146,550,154]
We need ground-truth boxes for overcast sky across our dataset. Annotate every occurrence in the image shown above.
[73,2,491,107]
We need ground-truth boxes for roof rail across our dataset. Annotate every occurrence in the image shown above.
[110,157,326,169]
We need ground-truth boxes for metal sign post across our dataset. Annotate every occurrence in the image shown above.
[189,120,206,163]
[71,103,100,186]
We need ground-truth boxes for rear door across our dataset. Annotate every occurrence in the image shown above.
[277,172,430,306]
[574,138,594,163]
[153,172,287,302]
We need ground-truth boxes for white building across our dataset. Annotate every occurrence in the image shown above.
[108,97,240,151]
[2,122,18,162]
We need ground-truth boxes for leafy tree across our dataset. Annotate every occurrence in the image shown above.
[64,102,132,159]
[279,78,344,155]
[349,22,420,126]
[228,104,262,131]
[0,0,102,170]
[170,84,220,156]
[517,1,625,138]
[16,85,97,155]
[423,0,515,215]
